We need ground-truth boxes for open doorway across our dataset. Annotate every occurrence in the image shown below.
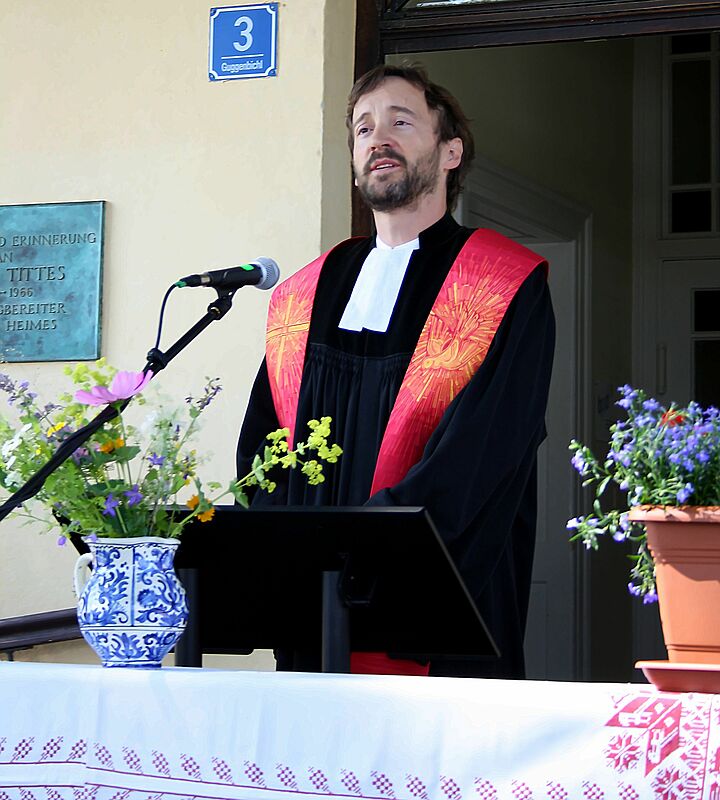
[385,38,636,680]
[377,31,720,681]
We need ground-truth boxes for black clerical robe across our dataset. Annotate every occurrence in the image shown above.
[237,213,555,678]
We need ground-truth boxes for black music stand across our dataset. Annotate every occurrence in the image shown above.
[173,505,498,673]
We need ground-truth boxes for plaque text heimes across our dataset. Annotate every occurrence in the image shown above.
[0,202,104,362]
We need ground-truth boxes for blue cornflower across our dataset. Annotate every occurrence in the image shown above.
[676,483,694,504]
[102,494,120,517]
[148,452,165,466]
[642,398,661,412]
[124,484,143,506]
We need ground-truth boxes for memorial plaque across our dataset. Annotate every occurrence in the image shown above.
[0,201,104,363]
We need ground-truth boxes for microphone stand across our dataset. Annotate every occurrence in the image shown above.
[0,290,236,525]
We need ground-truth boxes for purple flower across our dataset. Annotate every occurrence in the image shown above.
[697,450,710,464]
[617,386,638,409]
[56,535,67,547]
[102,494,120,517]
[643,591,658,604]
[72,447,89,464]
[642,398,661,412]
[124,484,143,506]
[75,370,153,406]
[676,483,694,504]
[148,452,165,466]
[571,452,587,474]
[566,517,581,530]
[86,533,98,543]
[627,582,642,597]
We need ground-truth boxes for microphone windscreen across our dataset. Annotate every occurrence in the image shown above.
[254,257,280,290]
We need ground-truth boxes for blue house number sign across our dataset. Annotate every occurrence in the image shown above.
[209,4,278,81]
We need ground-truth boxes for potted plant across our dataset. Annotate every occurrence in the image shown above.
[0,361,341,667]
[568,385,720,664]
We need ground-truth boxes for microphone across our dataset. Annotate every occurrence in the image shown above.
[176,257,280,291]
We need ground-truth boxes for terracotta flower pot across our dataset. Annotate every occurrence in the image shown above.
[629,506,720,663]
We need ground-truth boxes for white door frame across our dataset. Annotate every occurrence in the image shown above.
[632,36,720,662]
[633,37,720,390]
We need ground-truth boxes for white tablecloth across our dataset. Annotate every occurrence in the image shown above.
[1,661,719,800]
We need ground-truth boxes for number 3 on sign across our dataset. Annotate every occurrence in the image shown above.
[233,16,253,52]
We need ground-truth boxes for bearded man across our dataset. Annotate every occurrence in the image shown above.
[237,64,555,679]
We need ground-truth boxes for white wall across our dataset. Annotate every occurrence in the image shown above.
[0,0,355,662]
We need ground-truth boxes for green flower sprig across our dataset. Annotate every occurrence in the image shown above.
[0,361,341,541]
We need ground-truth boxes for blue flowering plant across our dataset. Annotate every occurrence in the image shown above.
[0,360,341,542]
[568,385,720,601]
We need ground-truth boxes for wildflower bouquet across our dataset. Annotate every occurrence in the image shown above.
[568,385,720,601]
[0,360,341,541]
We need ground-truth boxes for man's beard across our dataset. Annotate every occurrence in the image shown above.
[355,147,441,212]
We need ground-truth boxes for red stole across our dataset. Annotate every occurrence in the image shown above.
[266,229,545,675]
[266,229,545,493]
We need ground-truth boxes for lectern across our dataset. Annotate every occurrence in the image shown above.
[173,505,498,672]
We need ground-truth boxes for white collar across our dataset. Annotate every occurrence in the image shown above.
[338,236,420,333]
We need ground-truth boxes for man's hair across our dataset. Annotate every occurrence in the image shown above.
[346,63,475,212]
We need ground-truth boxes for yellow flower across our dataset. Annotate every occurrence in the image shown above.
[47,422,66,436]
[198,507,215,523]
[186,494,200,510]
[98,437,125,454]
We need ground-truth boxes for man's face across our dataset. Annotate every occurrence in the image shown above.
[351,77,449,212]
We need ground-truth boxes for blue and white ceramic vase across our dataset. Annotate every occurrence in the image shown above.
[73,536,188,668]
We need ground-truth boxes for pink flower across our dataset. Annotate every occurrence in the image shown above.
[75,371,153,406]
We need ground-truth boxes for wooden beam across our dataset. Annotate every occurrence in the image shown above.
[0,608,80,654]
[379,0,720,52]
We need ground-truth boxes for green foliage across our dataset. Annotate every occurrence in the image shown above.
[569,385,720,601]
[0,365,341,541]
